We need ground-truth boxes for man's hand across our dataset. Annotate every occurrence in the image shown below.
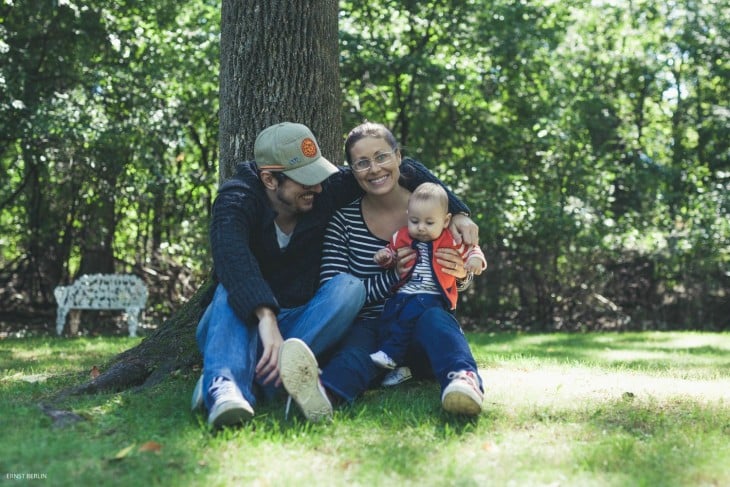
[449,214,479,246]
[374,248,396,268]
[255,307,283,386]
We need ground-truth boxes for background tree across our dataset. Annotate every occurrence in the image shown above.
[218,0,341,175]
[64,0,343,392]
[1,0,220,322]
[338,0,729,331]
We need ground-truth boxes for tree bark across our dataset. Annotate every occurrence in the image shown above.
[219,0,342,178]
[64,0,342,395]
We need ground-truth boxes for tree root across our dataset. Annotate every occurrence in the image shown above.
[53,279,212,400]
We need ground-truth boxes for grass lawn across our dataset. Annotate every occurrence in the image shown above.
[1,331,728,486]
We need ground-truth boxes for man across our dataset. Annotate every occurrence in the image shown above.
[193,122,476,428]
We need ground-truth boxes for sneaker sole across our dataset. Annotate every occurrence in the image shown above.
[191,374,204,412]
[278,338,333,423]
[208,400,254,428]
[442,390,483,416]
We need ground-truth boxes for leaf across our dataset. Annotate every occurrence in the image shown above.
[111,444,136,461]
[139,441,162,453]
[481,441,499,452]
[90,366,100,379]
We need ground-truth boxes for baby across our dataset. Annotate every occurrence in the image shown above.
[371,182,486,378]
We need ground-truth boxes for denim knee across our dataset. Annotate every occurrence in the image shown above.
[196,284,230,347]
[328,273,366,308]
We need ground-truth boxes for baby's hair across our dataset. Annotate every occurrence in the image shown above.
[410,182,449,213]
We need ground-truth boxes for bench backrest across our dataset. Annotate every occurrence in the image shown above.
[54,274,148,310]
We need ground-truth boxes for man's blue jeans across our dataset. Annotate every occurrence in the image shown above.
[196,273,365,409]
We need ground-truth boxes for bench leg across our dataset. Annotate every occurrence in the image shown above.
[56,307,69,336]
[126,307,140,337]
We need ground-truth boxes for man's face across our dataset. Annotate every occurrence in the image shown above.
[272,174,322,215]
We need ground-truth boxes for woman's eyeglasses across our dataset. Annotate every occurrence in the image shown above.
[351,149,397,172]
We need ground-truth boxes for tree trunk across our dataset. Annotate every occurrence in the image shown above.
[219,0,342,177]
[77,194,117,276]
[65,0,341,394]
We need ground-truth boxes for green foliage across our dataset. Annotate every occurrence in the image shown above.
[1,0,219,320]
[1,0,728,329]
[340,0,730,330]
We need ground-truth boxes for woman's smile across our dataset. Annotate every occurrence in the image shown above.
[367,173,390,186]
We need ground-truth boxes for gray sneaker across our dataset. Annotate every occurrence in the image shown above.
[441,370,483,416]
[381,366,412,387]
[278,338,333,423]
[207,376,254,428]
[191,374,204,412]
[370,350,397,370]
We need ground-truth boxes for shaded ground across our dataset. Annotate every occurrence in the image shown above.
[0,311,147,338]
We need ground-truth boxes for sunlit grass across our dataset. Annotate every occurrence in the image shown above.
[0,336,142,379]
[472,331,730,380]
[0,332,728,486]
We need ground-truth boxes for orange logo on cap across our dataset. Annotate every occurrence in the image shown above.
[301,138,317,158]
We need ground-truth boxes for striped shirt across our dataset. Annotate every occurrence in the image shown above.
[399,241,441,295]
[320,198,400,320]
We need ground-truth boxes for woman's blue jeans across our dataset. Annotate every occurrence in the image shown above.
[196,273,365,409]
[320,304,482,404]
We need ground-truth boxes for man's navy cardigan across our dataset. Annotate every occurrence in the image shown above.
[209,159,470,327]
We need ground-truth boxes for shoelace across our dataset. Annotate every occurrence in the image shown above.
[447,370,478,389]
[285,396,293,420]
[209,376,235,402]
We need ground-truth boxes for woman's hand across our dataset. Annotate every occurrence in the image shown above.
[449,214,479,246]
[395,247,417,275]
[435,248,468,279]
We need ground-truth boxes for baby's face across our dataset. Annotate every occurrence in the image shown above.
[407,199,450,242]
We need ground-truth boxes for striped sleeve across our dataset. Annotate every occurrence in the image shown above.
[320,210,351,283]
[461,243,487,271]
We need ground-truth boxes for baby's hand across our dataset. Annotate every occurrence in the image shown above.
[374,248,395,268]
[465,256,485,275]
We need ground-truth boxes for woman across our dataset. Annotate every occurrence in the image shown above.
[278,122,485,419]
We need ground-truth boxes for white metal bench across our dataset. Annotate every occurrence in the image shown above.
[54,274,148,337]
